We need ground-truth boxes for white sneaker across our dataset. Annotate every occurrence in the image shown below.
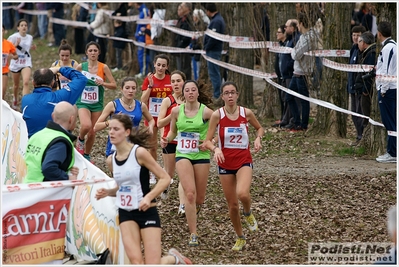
[168,248,192,264]
[376,153,396,163]
[111,67,119,72]
[178,204,185,216]
[149,172,156,185]
[160,185,170,200]
[134,73,143,79]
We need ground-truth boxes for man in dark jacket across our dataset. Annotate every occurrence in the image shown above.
[21,67,87,138]
[347,25,366,145]
[175,2,193,80]
[354,31,376,137]
[46,3,65,46]
[204,3,225,102]
[279,19,301,128]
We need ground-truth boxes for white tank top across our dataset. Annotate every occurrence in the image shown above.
[112,144,151,211]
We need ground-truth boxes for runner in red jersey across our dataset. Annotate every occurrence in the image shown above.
[141,54,173,165]
[204,81,264,251]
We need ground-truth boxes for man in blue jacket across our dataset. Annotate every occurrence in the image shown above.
[21,66,87,138]
[204,3,225,103]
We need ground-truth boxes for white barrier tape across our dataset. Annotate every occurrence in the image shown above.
[205,29,255,42]
[387,130,397,137]
[323,58,373,72]
[306,50,350,57]
[50,17,88,27]
[201,54,387,130]
[202,54,278,80]
[163,25,203,39]
[264,78,386,128]
[229,41,279,49]
[7,8,48,15]
[323,58,397,82]
[2,178,110,193]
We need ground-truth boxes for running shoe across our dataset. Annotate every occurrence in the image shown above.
[188,233,199,246]
[161,185,170,200]
[76,138,85,155]
[178,204,185,216]
[245,212,259,233]
[376,153,397,163]
[231,237,246,251]
[168,248,193,264]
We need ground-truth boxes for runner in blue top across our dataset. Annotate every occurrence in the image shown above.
[94,77,154,172]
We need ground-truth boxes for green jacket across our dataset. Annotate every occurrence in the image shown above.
[24,121,76,183]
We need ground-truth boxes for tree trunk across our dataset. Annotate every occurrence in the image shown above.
[311,2,353,137]
[220,3,254,107]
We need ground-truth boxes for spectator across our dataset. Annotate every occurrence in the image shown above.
[204,81,264,251]
[86,3,97,45]
[347,25,366,146]
[191,8,209,80]
[2,25,18,101]
[160,80,213,247]
[175,2,193,80]
[374,206,396,264]
[125,3,139,67]
[375,22,396,163]
[204,3,226,105]
[111,3,129,71]
[72,4,88,56]
[93,77,154,172]
[95,114,192,264]
[272,25,288,128]
[21,66,87,138]
[286,12,319,132]
[35,3,48,40]
[75,41,117,163]
[7,19,36,109]
[351,3,367,39]
[89,2,111,64]
[361,3,377,36]
[143,5,155,75]
[134,3,150,78]
[353,31,376,145]
[51,40,79,89]
[280,19,301,129]
[46,3,65,47]
[112,20,127,72]
[2,3,14,30]
[23,101,79,183]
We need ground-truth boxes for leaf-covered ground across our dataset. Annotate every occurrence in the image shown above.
[9,38,396,265]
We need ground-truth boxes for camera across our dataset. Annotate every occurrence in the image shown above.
[362,68,376,80]
[52,74,61,90]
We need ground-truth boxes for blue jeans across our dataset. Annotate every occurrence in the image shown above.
[37,14,48,39]
[286,75,310,129]
[206,50,222,99]
[378,89,397,157]
[137,46,145,74]
[192,57,200,81]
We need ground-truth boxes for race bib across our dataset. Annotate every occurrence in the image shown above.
[14,54,31,68]
[149,97,163,117]
[81,86,99,104]
[60,79,70,89]
[2,53,8,67]
[177,132,200,153]
[224,126,248,149]
[116,185,139,210]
